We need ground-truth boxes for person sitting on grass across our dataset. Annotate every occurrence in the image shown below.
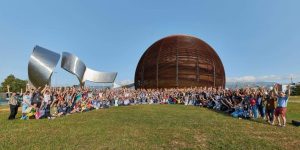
[25,103,37,119]
[50,98,59,117]
[124,97,130,106]
[86,97,94,110]
[71,101,82,113]
[57,100,68,117]
[274,84,290,127]
[91,96,100,109]
[80,98,88,112]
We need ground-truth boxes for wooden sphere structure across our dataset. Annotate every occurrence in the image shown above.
[135,35,225,89]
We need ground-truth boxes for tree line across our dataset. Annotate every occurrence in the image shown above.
[292,85,300,96]
[0,74,27,93]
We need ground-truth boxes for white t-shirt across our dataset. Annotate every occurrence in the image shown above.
[44,94,51,104]
[124,99,130,105]
[23,95,31,105]
[88,92,93,98]
[114,99,119,106]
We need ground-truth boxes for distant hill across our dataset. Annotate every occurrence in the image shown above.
[226,82,276,89]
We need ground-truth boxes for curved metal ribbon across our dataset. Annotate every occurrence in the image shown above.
[28,46,60,88]
[61,52,86,85]
[61,52,117,85]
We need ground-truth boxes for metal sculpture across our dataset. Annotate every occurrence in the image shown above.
[28,46,60,88]
[28,46,117,88]
[135,35,226,89]
[61,52,117,86]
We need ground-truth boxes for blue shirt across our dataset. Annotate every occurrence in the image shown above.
[277,96,289,107]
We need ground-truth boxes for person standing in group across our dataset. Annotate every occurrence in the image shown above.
[250,93,258,119]
[256,90,266,119]
[265,91,276,125]
[8,92,19,120]
[274,84,290,127]
[21,91,32,120]
[41,85,55,119]
[31,87,42,107]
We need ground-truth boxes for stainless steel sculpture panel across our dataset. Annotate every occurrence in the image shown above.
[28,47,117,87]
[28,46,60,88]
[84,68,117,83]
[61,52,117,85]
[61,52,86,84]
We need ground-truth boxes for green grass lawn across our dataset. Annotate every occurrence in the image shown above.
[0,99,299,150]
[290,96,300,102]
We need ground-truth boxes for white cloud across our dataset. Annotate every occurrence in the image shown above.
[227,76,256,82]
[227,74,300,83]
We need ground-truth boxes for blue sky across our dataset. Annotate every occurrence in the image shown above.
[0,0,299,86]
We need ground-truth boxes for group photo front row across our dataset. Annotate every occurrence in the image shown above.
[7,84,290,127]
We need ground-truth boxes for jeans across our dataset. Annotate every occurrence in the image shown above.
[8,104,18,120]
[258,105,265,118]
[45,104,51,117]
[266,109,275,122]
[251,105,258,119]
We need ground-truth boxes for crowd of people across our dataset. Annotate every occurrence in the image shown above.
[8,84,290,127]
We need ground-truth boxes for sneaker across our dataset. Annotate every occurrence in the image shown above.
[20,116,27,120]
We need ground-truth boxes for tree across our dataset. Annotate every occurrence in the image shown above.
[0,74,27,93]
[292,85,300,96]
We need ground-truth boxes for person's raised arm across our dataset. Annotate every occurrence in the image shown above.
[7,85,11,98]
[41,84,48,95]
[26,84,29,92]
[273,84,278,96]
[287,85,291,96]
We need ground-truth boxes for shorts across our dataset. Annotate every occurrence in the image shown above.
[275,107,287,117]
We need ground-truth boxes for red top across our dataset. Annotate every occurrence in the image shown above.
[250,98,256,106]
